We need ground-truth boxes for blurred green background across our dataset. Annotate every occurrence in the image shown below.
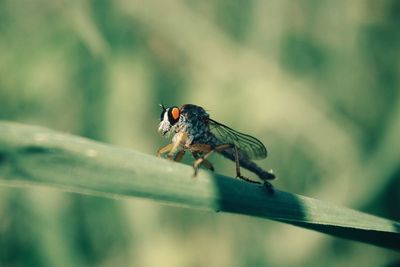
[1,0,400,266]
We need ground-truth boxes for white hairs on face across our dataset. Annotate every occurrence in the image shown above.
[158,109,172,136]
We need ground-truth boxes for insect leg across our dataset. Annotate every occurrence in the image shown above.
[157,142,184,160]
[157,143,174,157]
[167,140,184,159]
[192,152,214,172]
[232,145,262,184]
[166,132,189,160]
[189,144,214,176]
[192,144,231,177]
[196,144,261,184]
[231,146,273,191]
[200,158,215,172]
[188,144,212,153]
[174,149,186,162]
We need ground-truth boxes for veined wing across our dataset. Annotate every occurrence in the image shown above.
[209,118,267,160]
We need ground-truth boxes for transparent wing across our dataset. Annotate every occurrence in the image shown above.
[209,118,267,160]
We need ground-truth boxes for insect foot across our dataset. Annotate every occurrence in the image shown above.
[236,175,262,185]
[263,181,275,194]
[192,158,203,178]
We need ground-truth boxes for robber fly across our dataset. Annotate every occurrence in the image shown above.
[157,104,275,188]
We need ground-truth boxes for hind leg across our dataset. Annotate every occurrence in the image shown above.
[193,144,260,184]
[230,145,262,184]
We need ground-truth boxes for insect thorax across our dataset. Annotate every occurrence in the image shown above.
[173,105,220,147]
[175,116,221,147]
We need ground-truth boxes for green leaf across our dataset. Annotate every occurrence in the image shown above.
[0,121,399,250]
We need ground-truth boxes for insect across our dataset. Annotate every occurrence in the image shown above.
[157,104,275,189]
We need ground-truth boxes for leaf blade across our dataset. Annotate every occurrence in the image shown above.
[0,121,399,250]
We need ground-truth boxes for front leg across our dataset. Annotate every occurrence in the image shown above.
[167,132,188,159]
[157,142,183,161]
[157,143,174,157]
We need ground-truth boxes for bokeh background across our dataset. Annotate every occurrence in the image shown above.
[1,0,400,266]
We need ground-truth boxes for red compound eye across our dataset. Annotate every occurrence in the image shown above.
[171,107,180,121]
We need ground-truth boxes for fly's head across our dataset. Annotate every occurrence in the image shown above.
[158,104,209,138]
[158,104,181,136]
